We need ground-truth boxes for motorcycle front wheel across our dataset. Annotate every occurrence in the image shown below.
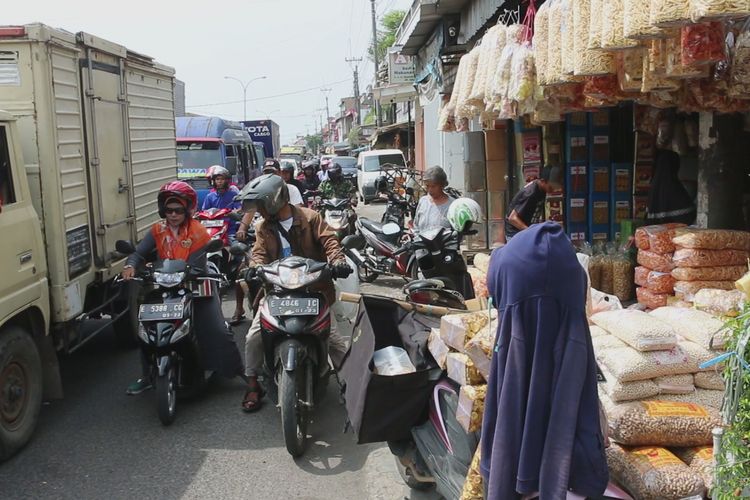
[279,368,307,457]
[156,361,177,426]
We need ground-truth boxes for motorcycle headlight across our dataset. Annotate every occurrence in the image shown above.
[154,271,185,287]
[267,267,323,290]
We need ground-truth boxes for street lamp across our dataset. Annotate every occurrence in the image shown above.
[224,75,267,121]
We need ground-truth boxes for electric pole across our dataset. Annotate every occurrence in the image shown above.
[345,57,363,126]
[370,0,382,127]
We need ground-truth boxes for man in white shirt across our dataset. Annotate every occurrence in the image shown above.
[262,160,304,206]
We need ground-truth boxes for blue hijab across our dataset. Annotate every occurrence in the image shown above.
[481,222,608,500]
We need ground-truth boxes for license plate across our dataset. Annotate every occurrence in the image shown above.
[138,303,185,321]
[268,297,319,316]
[200,220,224,228]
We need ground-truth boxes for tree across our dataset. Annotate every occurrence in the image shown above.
[305,134,323,154]
[348,125,361,148]
[368,10,406,65]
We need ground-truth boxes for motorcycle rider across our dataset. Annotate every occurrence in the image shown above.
[319,163,356,203]
[200,165,247,325]
[280,162,305,197]
[298,163,321,194]
[263,160,304,206]
[121,181,245,394]
[236,174,352,412]
[318,158,331,182]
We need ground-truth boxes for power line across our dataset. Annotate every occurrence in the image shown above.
[186,78,351,108]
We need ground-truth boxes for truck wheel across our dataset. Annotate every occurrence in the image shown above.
[0,326,43,462]
[113,281,140,348]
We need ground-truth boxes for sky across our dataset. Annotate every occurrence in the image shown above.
[5,0,413,144]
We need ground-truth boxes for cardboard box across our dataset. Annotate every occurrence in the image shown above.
[464,161,487,192]
[484,129,508,161]
[485,159,508,191]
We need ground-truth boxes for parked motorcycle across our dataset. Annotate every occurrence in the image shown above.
[379,187,417,228]
[248,256,352,456]
[343,220,416,283]
[322,197,356,239]
[115,238,224,426]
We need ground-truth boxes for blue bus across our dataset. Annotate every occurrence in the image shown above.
[176,116,263,206]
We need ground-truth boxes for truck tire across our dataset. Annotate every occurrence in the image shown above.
[113,281,140,348]
[0,326,43,462]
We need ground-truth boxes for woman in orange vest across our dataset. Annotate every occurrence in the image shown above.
[121,181,244,395]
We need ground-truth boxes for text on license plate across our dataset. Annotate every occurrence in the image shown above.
[139,303,184,321]
[268,298,319,316]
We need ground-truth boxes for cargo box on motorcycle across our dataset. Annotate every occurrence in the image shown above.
[340,296,442,444]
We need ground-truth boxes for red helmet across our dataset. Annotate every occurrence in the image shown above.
[158,181,197,218]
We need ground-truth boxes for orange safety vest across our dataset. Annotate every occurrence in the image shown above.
[151,218,211,261]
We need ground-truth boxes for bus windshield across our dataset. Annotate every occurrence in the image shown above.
[177,141,222,169]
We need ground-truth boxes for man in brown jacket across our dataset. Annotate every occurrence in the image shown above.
[236,174,351,412]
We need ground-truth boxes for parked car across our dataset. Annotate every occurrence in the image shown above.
[331,156,358,187]
[356,149,407,204]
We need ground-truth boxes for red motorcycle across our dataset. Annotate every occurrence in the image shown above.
[194,208,236,287]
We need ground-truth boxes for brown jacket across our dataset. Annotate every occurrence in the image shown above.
[251,205,344,303]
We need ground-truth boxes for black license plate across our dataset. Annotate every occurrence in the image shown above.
[138,303,185,321]
[268,297,319,316]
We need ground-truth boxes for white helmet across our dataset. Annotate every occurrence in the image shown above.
[447,197,483,232]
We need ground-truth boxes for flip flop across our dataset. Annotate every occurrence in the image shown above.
[241,383,265,413]
[229,313,246,325]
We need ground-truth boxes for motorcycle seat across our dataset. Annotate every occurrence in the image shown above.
[405,278,456,294]
[360,218,387,234]
[359,218,401,245]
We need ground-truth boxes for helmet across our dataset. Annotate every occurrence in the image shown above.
[158,181,198,218]
[234,174,289,216]
[206,165,231,181]
[328,163,343,180]
[446,197,483,233]
[375,175,388,193]
[280,162,295,173]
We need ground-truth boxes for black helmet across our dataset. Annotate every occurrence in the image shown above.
[280,163,295,173]
[328,163,342,181]
[234,174,289,216]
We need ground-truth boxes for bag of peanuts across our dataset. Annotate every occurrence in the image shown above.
[672,264,747,282]
[608,400,720,446]
[646,270,676,294]
[649,306,730,350]
[637,249,675,273]
[446,353,484,386]
[460,446,483,500]
[456,384,487,433]
[607,444,706,499]
[672,248,749,268]
[636,223,686,253]
[440,312,491,353]
[428,328,450,370]
[636,287,670,310]
[634,266,650,287]
[673,445,714,491]
[612,251,634,301]
[694,371,724,390]
[591,309,678,351]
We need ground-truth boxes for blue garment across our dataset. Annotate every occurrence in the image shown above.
[481,222,608,500]
[201,186,241,235]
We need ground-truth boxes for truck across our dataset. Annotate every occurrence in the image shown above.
[242,119,280,160]
[176,116,262,206]
[279,145,307,168]
[0,24,178,460]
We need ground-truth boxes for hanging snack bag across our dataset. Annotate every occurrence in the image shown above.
[535,4,551,86]
[681,22,727,66]
[573,0,616,75]
[624,0,666,39]
[601,0,639,50]
[649,0,692,27]
[690,0,750,22]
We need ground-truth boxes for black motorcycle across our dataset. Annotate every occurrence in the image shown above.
[248,256,351,456]
[116,239,223,425]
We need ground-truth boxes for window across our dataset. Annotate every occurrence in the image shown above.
[0,126,17,207]
[225,144,236,157]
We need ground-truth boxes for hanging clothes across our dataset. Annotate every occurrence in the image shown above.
[481,222,609,500]
[646,149,696,225]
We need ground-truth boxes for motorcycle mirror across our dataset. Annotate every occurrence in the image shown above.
[206,239,224,253]
[115,240,136,255]
[229,241,249,255]
[382,223,401,236]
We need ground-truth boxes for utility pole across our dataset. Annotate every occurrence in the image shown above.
[370,0,382,127]
[345,57,363,126]
[320,88,332,143]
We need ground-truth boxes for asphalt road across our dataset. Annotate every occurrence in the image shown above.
[0,202,439,500]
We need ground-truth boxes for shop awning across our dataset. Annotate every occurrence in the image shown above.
[369,121,414,144]
[395,0,472,55]
[373,84,417,105]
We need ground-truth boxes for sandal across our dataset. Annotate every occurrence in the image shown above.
[230,312,246,325]
[241,380,265,413]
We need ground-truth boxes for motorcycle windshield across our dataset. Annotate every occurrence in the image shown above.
[324,198,349,209]
[260,256,328,289]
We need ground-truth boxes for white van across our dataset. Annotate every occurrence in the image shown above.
[357,149,407,203]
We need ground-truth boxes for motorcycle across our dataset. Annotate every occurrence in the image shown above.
[322,197,356,239]
[115,238,224,426]
[379,187,417,228]
[194,207,245,290]
[342,220,416,283]
[302,189,322,210]
[249,256,351,457]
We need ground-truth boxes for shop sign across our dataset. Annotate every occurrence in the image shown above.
[388,51,416,85]
[522,132,541,165]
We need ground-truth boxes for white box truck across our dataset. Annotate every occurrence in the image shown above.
[0,24,178,459]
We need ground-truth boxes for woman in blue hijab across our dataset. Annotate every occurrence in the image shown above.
[481,222,608,500]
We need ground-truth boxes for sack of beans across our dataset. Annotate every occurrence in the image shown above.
[637,286,670,310]
[608,400,720,446]
[673,445,714,492]
[649,306,730,350]
[590,325,609,337]
[601,365,660,402]
[654,374,695,394]
[694,371,724,390]
[672,264,747,281]
[591,309,678,351]
[637,249,675,273]
[634,266,650,287]
[596,342,704,382]
[648,388,725,410]
[674,280,737,301]
[672,248,749,268]
[455,384,486,433]
[592,333,628,353]
[607,444,706,499]
[672,227,750,251]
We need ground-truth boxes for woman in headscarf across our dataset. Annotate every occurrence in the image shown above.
[481,222,609,500]
[646,149,696,225]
